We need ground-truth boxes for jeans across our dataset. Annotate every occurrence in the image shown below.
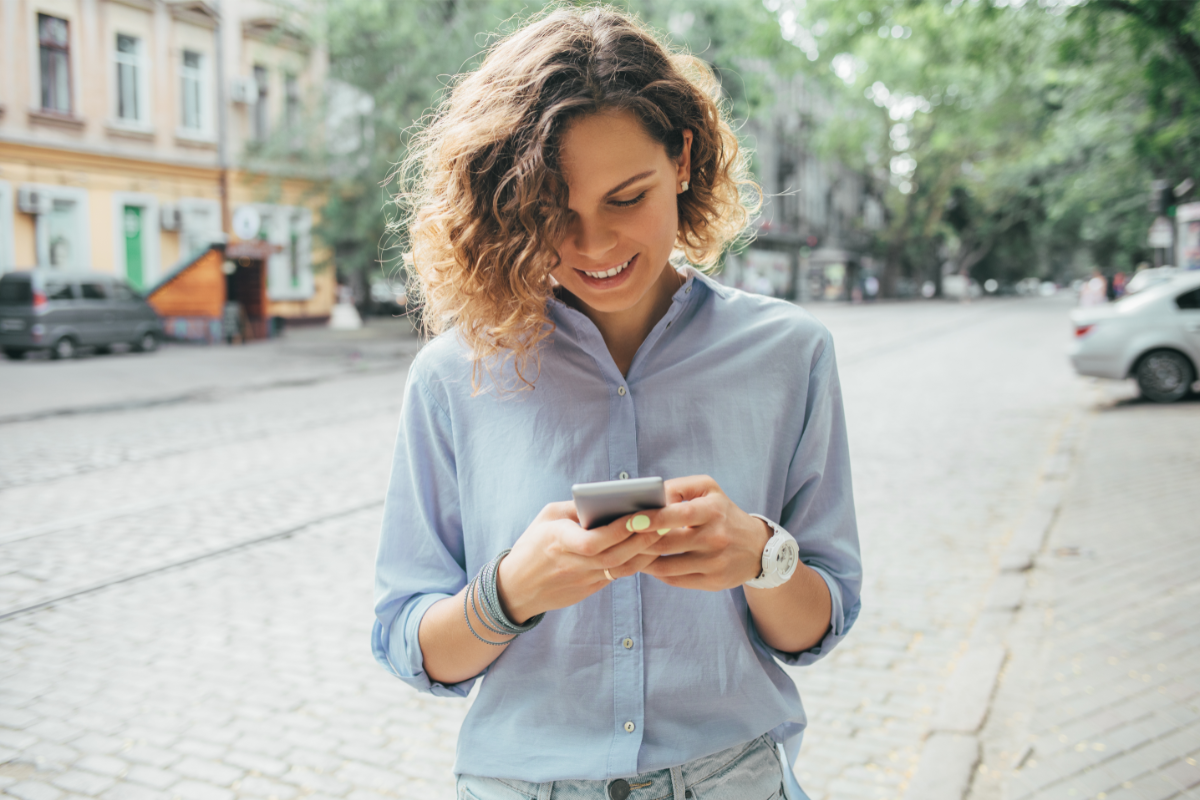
[457,734,802,800]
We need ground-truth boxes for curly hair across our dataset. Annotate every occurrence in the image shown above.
[394,5,759,391]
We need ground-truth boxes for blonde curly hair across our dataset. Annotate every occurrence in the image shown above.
[394,5,759,390]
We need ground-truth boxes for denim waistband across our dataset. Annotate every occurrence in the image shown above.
[458,733,781,800]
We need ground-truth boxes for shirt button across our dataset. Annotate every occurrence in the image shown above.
[622,638,633,649]
[617,385,627,396]
[624,721,635,733]
[619,471,629,480]
[685,285,692,294]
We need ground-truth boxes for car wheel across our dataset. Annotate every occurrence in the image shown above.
[133,331,159,353]
[3,347,26,361]
[1135,349,1195,403]
[51,336,78,360]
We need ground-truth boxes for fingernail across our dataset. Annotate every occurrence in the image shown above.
[631,515,650,531]
[625,519,633,532]
[657,528,670,535]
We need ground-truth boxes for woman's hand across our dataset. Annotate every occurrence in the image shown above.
[635,475,772,591]
[496,501,664,623]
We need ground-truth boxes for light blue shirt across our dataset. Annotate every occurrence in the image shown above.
[372,267,862,782]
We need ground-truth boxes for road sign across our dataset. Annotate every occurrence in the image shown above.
[1148,216,1173,248]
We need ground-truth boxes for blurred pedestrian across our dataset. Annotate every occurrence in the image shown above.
[372,9,861,800]
[1080,269,1108,306]
[1113,271,1127,298]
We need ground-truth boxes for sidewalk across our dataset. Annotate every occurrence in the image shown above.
[971,393,1200,799]
[0,316,420,424]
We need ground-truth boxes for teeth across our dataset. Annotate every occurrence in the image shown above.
[584,259,631,279]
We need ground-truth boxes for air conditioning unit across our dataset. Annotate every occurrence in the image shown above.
[229,77,258,104]
[17,187,52,215]
[160,204,181,231]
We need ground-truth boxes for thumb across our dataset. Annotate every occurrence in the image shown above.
[664,474,718,504]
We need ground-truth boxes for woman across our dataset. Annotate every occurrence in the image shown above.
[372,8,862,799]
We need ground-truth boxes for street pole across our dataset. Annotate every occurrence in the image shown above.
[215,0,230,237]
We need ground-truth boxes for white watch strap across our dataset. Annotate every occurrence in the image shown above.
[745,514,799,589]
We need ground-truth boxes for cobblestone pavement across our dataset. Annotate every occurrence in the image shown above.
[0,296,1108,800]
[969,393,1200,800]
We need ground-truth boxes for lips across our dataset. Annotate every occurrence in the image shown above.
[575,253,638,289]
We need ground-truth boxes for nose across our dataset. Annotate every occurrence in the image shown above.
[566,212,618,262]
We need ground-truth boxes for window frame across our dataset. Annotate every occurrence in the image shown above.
[112,31,150,126]
[253,64,269,141]
[180,49,208,134]
[37,13,73,115]
[23,183,91,271]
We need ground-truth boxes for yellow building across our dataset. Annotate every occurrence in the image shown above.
[0,0,335,325]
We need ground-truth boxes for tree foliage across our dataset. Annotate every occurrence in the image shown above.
[310,0,799,295]
[792,0,1200,289]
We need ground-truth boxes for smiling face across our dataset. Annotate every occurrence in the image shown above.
[552,110,691,317]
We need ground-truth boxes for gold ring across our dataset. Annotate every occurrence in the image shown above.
[604,569,614,581]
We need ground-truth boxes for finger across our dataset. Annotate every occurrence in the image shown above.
[650,572,719,591]
[595,528,666,569]
[641,552,715,578]
[664,474,720,503]
[538,501,581,523]
[635,495,720,534]
[604,552,658,580]
[644,532,711,557]
[558,516,636,557]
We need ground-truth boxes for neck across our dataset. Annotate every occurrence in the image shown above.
[570,263,684,376]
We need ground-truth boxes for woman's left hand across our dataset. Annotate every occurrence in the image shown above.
[635,475,771,591]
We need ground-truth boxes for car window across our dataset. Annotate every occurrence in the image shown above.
[79,282,110,300]
[1177,287,1200,310]
[0,279,33,306]
[46,282,74,301]
[110,283,136,301]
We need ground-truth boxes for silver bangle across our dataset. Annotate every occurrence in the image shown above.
[462,550,544,646]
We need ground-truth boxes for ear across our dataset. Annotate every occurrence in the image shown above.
[676,129,693,188]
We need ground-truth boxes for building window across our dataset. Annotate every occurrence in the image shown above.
[47,199,82,269]
[181,50,205,131]
[285,73,300,130]
[253,64,269,140]
[38,14,71,114]
[115,33,144,122]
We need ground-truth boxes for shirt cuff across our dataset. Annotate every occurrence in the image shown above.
[756,563,861,667]
[371,592,479,698]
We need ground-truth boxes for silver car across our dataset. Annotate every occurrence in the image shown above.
[1068,271,1200,402]
[0,270,164,360]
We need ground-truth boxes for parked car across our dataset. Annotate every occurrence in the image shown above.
[0,270,164,360]
[1068,271,1200,402]
[1123,266,1178,296]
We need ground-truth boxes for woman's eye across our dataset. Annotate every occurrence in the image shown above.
[610,192,647,208]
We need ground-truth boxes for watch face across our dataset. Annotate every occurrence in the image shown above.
[774,540,799,577]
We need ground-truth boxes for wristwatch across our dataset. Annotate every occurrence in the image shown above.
[744,514,800,589]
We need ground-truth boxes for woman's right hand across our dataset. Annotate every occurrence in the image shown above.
[496,501,663,623]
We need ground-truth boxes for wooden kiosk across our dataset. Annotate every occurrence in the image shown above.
[146,241,277,343]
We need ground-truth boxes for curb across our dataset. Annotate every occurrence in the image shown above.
[903,413,1082,800]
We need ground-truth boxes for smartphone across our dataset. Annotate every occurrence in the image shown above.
[571,476,666,530]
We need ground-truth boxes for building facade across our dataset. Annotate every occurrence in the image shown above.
[0,0,334,322]
[723,69,887,301]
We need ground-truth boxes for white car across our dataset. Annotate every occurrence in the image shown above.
[1068,271,1200,402]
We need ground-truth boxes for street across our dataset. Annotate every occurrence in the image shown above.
[1,297,1197,800]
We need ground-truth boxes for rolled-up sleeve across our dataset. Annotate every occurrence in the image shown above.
[372,362,478,697]
[754,331,863,667]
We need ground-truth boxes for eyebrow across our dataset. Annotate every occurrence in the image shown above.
[603,170,656,199]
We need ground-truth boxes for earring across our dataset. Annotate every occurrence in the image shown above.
[680,180,689,192]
